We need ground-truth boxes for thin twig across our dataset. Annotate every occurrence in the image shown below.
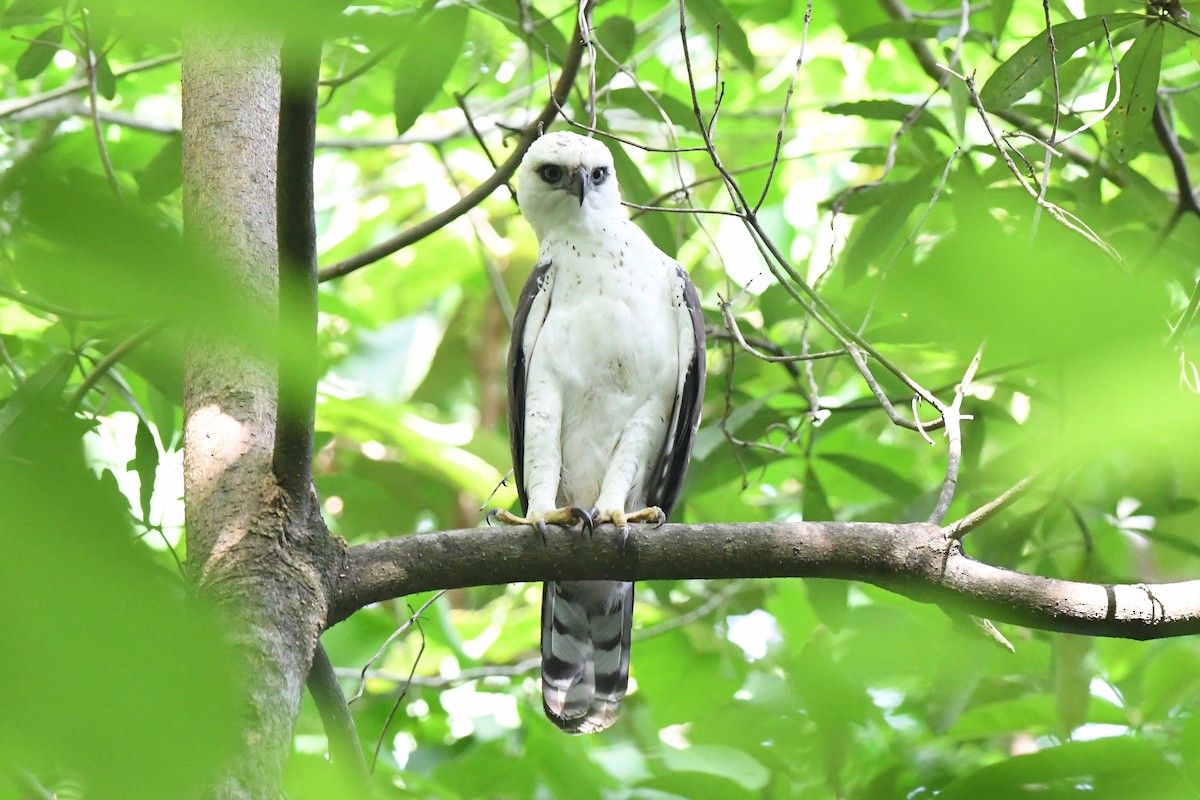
[0,53,180,120]
[0,285,124,320]
[939,65,1124,265]
[68,321,166,410]
[371,609,428,773]
[0,337,23,383]
[719,300,846,363]
[79,11,121,198]
[1057,19,1119,146]
[945,475,1036,540]
[753,0,812,212]
[678,0,948,434]
[349,590,445,704]
[927,345,983,524]
[1153,100,1200,223]
[622,200,741,216]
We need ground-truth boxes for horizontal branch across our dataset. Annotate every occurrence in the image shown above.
[330,521,1200,640]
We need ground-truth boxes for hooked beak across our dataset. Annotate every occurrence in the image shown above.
[569,166,589,206]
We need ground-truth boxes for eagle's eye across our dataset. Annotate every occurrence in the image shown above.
[537,164,563,183]
[590,167,609,184]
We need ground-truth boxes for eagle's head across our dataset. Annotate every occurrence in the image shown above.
[517,131,622,240]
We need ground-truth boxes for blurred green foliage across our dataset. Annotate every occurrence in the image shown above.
[3,0,1200,797]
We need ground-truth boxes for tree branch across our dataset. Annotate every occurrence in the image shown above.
[329,521,1200,640]
[306,641,370,796]
[315,8,589,282]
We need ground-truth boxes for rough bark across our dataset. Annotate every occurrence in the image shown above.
[331,521,1200,640]
[181,29,335,800]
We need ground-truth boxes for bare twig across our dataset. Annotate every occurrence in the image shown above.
[1056,19,1119,146]
[634,581,748,641]
[349,590,445,705]
[927,345,983,524]
[1152,100,1200,226]
[876,0,1123,187]
[677,0,948,435]
[0,337,22,383]
[945,476,1036,540]
[939,65,1124,265]
[371,608,428,773]
[0,53,180,120]
[753,0,812,212]
[622,199,741,216]
[719,300,846,363]
[78,11,121,198]
[0,285,124,320]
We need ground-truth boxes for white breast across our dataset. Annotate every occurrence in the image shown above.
[529,219,681,508]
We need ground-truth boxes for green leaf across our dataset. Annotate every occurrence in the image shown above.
[594,15,635,88]
[661,745,770,792]
[133,418,159,524]
[1187,35,1200,67]
[991,0,1015,36]
[607,141,675,252]
[689,0,755,71]
[824,99,950,137]
[391,4,468,136]
[839,171,937,285]
[937,737,1191,799]
[95,52,116,99]
[818,452,924,501]
[0,409,239,800]
[979,14,1142,109]
[0,0,57,28]
[15,24,62,79]
[1106,22,1164,163]
[136,134,183,202]
[849,19,947,44]
[0,353,72,448]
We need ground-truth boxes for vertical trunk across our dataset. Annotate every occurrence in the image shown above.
[181,29,331,799]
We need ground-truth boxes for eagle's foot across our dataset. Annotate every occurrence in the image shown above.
[488,506,593,543]
[590,506,665,553]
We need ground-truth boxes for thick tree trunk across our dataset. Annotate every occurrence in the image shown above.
[181,29,332,800]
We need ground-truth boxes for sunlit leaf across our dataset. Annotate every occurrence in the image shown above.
[95,52,117,99]
[980,14,1141,109]
[0,0,58,28]
[391,4,468,136]
[594,15,636,89]
[1106,22,1164,163]
[689,0,755,71]
[15,24,62,79]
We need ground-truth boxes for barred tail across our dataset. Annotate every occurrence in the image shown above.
[540,579,633,734]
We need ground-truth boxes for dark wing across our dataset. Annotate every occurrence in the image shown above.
[646,265,706,519]
[507,261,553,515]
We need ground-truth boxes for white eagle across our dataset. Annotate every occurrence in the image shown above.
[491,131,706,733]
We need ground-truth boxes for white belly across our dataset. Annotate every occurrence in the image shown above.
[529,244,680,509]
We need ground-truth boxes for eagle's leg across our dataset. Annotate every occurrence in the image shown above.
[489,506,593,543]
